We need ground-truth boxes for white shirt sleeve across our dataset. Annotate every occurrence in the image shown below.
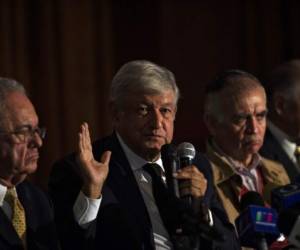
[208,209,214,226]
[73,191,102,228]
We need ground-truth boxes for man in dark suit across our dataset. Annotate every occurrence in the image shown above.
[49,60,239,250]
[260,60,300,181]
[0,78,60,250]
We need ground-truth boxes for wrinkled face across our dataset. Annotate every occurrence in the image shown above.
[114,90,176,161]
[207,86,267,165]
[0,92,43,186]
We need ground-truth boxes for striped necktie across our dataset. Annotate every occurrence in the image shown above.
[5,188,27,246]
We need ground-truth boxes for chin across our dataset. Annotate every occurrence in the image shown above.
[145,142,163,152]
[24,162,38,175]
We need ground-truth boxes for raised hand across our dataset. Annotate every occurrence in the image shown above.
[77,122,111,199]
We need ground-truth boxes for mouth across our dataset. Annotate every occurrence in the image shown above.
[244,140,262,148]
[26,154,39,163]
[145,134,164,140]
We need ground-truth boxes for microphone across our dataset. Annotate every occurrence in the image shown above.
[161,143,179,198]
[176,142,196,205]
[277,207,300,248]
[271,182,300,212]
[235,191,279,250]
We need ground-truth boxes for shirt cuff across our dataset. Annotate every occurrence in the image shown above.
[208,209,214,226]
[73,191,102,228]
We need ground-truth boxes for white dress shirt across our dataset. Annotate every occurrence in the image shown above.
[0,184,16,220]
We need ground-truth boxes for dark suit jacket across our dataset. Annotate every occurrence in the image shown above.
[0,181,60,250]
[49,133,239,250]
[260,128,300,181]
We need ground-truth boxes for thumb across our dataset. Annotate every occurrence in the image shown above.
[101,150,112,165]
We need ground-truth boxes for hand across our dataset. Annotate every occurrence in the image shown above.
[77,122,111,199]
[174,165,207,198]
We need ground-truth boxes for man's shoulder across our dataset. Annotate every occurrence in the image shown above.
[18,181,52,210]
[261,156,285,171]
[260,128,281,154]
[260,156,290,185]
[193,152,213,175]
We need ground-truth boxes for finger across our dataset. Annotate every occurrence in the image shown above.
[176,166,205,179]
[101,150,112,165]
[78,133,83,153]
[82,123,88,149]
[85,123,91,146]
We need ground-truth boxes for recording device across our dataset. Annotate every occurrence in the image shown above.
[277,207,300,248]
[235,191,279,250]
[271,182,300,248]
[161,143,179,198]
[176,142,196,205]
[271,182,300,212]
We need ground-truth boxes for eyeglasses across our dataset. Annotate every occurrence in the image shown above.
[0,126,46,144]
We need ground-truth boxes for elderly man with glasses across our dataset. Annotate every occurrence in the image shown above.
[0,78,60,250]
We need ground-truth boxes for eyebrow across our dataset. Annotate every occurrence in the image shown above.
[235,110,268,118]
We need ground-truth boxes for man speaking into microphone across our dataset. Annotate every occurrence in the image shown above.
[49,60,238,250]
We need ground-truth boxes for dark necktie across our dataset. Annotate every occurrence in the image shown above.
[141,163,170,239]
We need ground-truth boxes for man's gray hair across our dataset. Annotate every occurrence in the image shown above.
[110,60,180,108]
[204,69,265,121]
[0,78,26,125]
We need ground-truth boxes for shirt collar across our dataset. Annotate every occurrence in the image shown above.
[0,183,8,206]
[268,120,297,161]
[116,132,164,172]
[211,139,261,173]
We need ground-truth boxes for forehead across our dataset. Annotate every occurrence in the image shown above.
[221,86,266,114]
[126,89,177,106]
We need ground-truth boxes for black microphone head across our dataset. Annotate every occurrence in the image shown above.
[176,142,196,160]
[240,191,265,211]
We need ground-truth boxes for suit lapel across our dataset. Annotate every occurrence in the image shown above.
[16,182,40,250]
[17,183,37,231]
[106,134,151,229]
[263,129,299,178]
[91,133,152,245]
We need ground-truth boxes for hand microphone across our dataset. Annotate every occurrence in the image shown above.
[271,182,300,212]
[176,142,196,205]
[235,191,279,250]
[277,207,300,248]
[161,143,179,198]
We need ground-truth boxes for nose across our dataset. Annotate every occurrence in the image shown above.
[29,132,43,148]
[245,116,258,134]
[151,109,163,129]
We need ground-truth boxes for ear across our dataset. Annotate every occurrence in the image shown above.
[204,113,219,136]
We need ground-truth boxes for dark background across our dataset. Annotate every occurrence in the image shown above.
[1,0,300,190]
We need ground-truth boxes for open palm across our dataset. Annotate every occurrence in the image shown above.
[77,122,111,198]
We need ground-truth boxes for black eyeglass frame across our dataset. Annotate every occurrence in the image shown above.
[0,126,47,144]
